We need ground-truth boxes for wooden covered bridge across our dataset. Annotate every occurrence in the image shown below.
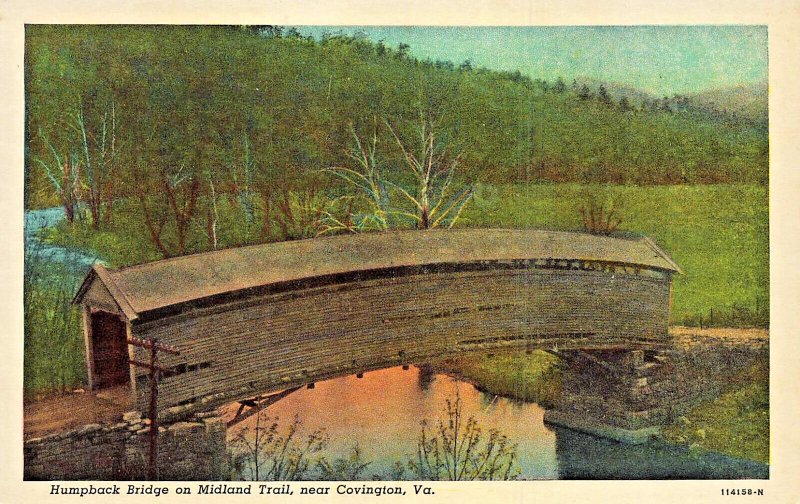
[72,228,682,438]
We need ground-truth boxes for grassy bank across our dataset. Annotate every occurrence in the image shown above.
[432,350,562,408]
[435,345,769,465]
[662,359,769,464]
[24,248,85,398]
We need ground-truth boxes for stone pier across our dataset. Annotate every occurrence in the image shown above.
[544,349,677,444]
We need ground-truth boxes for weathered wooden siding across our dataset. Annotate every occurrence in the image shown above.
[129,265,671,411]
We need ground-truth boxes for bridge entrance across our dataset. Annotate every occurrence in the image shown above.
[89,311,130,390]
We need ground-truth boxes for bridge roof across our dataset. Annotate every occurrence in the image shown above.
[73,228,681,320]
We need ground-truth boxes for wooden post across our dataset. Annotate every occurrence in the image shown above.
[126,322,137,402]
[148,338,159,481]
[126,335,179,481]
[81,306,95,390]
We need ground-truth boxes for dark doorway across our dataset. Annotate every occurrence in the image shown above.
[91,311,130,389]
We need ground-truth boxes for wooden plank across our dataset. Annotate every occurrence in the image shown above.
[81,306,95,390]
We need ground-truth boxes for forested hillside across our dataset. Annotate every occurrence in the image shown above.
[26,25,768,211]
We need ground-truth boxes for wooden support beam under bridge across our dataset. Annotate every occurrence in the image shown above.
[543,348,627,378]
[226,386,304,428]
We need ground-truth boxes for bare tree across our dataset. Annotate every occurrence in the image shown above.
[163,167,200,256]
[579,190,623,235]
[33,130,80,224]
[74,100,117,229]
[229,133,257,230]
[321,118,390,234]
[203,169,220,250]
[323,107,475,234]
[384,109,474,229]
[137,190,170,258]
[136,165,200,258]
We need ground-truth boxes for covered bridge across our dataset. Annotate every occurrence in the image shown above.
[72,228,681,413]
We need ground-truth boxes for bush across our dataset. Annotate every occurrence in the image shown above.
[578,188,624,235]
[406,393,520,480]
[228,413,328,481]
[23,241,86,397]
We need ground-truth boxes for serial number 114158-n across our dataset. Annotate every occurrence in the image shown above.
[721,489,764,496]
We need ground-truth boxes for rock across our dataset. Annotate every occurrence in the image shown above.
[194,411,220,419]
[162,404,194,419]
[123,411,142,423]
[75,424,103,436]
[168,422,203,434]
[202,418,225,435]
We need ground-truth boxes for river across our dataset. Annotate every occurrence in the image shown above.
[224,365,768,480]
[25,206,101,280]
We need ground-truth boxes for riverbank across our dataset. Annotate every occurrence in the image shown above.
[434,327,769,464]
[662,327,769,464]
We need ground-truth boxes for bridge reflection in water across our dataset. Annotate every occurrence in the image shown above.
[223,365,560,480]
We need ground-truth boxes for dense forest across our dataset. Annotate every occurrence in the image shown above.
[25,25,769,255]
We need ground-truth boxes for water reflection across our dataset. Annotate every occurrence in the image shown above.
[224,365,767,480]
[225,365,559,480]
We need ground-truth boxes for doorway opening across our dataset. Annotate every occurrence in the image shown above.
[90,310,130,389]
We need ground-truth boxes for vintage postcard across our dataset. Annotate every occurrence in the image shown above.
[2,0,800,502]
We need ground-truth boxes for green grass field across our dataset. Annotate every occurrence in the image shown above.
[460,183,769,326]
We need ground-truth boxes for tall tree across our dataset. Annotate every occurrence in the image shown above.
[597,85,612,105]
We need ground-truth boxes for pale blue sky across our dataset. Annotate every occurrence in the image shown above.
[297,26,767,96]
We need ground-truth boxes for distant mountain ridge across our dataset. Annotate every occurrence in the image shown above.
[569,77,767,128]
[688,82,768,124]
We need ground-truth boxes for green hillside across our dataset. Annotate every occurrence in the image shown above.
[25,25,768,210]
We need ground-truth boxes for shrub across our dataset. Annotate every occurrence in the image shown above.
[407,393,520,480]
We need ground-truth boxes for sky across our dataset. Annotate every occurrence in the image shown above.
[297,26,767,96]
